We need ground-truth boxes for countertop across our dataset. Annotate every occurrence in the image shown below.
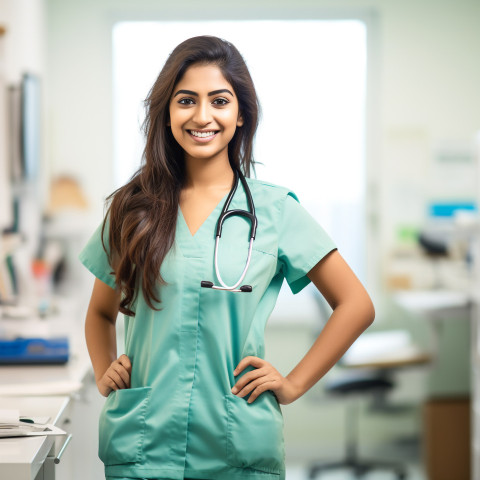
[0,396,71,480]
[0,291,94,479]
[0,291,93,396]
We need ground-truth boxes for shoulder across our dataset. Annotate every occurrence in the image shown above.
[245,177,300,203]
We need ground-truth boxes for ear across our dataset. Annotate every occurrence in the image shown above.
[166,118,171,127]
[236,112,244,127]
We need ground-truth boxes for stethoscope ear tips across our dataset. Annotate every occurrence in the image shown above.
[201,281,214,288]
[240,285,252,292]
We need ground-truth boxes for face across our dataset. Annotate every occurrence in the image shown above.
[168,64,244,164]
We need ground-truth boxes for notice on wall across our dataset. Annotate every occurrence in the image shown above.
[386,127,430,228]
[430,139,477,203]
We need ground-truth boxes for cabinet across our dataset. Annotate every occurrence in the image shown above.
[471,230,480,480]
[62,372,105,480]
[36,399,73,480]
[469,132,480,480]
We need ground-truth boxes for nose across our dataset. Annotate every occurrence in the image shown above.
[192,100,212,126]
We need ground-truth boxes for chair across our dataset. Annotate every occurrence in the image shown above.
[307,291,432,479]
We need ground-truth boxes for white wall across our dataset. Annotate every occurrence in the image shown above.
[44,0,480,299]
[377,0,480,249]
[0,0,46,82]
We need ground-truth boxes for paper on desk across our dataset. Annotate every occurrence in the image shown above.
[0,421,65,438]
[0,409,63,438]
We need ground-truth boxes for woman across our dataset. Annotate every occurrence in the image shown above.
[79,35,375,480]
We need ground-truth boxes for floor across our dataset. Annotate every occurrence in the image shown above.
[285,462,425,480]
[285,431,426,480]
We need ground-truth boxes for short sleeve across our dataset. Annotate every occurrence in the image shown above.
[278,192,337,294]
[78,218,117,289]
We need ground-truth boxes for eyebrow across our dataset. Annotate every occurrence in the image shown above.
[173,88,234,97]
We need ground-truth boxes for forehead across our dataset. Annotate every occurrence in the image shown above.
[175,64,233,90]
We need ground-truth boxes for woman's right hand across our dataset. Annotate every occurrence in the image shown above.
[97,354,132,397]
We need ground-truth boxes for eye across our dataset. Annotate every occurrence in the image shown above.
[213,97,229,106]
[178,98,195,105]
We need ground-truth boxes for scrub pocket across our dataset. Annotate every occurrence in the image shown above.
[99,386,152,466]
[225,391,285,474]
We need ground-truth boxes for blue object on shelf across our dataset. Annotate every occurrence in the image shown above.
[0,337,69,365]
[429,201,477,218]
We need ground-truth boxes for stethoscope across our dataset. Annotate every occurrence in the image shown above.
[201,168,257,293]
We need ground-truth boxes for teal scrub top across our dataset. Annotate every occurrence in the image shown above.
[78,177,337,480]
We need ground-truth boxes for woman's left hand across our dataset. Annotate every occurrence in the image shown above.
[231,356,301,405]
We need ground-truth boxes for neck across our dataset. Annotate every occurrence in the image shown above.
[183,155,235,192]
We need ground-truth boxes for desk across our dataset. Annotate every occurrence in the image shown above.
[393,288,473,478]
[0,347,93,480]
[0,304,97,479]
[0,355,101,480]
[392,289,470,316]
[0,396,71,480]
[342,351,433,370]
[392,289,471,363]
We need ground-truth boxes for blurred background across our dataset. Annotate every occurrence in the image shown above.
[0,0,479,479]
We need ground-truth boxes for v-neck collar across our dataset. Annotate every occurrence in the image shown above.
[177,189,230,241]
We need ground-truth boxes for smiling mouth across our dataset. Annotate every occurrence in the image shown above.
[188,130,219,138]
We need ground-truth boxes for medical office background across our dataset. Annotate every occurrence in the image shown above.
[0,0,479,479]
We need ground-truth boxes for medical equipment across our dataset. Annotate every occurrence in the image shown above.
[201,168,257,292]
[0,337,69,364]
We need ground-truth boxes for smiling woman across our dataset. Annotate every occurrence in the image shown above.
[80,34,374,480]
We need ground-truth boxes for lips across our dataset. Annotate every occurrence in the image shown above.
[188,129,219,138]
[187,129,219,142]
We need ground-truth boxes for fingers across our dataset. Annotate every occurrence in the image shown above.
[110,360,130,389]
[118,354,132,384]
[118,354,132,372]
[232,368,266,392]
[232,375,265,396]
[233,373,280,399]
[232,356,283,404]
[247,380,278,404]
[104,366,127,390]
[233,355,264,375]
[99,355,132,395]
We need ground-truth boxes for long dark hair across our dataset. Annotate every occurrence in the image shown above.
[102,35,260,316]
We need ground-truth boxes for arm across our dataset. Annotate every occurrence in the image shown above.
[85,277,132,396]
[232,249,375,404]
[284,249,375,401]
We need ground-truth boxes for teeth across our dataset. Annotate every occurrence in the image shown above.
[190,130,216,138]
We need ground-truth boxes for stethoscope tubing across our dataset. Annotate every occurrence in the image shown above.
[213,236,254,291]
[201,167,257,293]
